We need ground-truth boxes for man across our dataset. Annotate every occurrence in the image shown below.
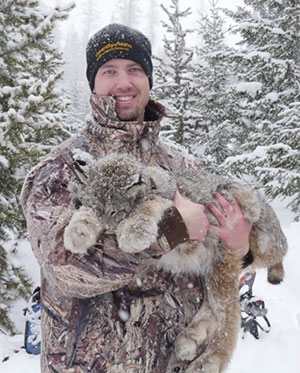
[21,24,252,372]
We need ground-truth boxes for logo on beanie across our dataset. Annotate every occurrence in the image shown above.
[95,42,133,61]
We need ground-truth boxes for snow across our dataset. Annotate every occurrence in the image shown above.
[0,155,9,168]
[0,199,299,373]
[265,92,279,102]
[271,27,285,35]
[235,81,262,98]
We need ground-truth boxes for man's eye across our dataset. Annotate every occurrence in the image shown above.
[130,67,142,73]
[103,70,115,75]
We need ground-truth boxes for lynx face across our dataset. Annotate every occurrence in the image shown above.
[74,154,156,229]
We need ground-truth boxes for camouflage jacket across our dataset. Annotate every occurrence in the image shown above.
[21,94,204,373]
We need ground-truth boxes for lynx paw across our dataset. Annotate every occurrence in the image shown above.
[175,334,198,362]
[175,309,218,362]
[186,357,221,373]
[117,215,158,253]
[64,207,102,254]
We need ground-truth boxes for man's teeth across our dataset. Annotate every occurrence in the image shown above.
[116,96,133,101]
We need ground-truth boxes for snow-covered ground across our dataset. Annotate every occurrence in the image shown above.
[229,199,300,373]
[0,198,299,373]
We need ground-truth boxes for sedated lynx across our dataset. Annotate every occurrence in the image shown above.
[64,153,287,373]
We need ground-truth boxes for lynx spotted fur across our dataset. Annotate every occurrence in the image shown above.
[64,154,287,373]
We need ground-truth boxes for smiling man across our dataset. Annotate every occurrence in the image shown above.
[21,23,253,373]
[94,59,150,122]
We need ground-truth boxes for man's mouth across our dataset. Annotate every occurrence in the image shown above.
[114,95,135,102]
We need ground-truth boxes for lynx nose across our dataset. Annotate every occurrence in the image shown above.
[150,177,157,190]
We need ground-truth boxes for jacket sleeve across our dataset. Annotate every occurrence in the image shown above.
[158,206,190,249]
[21,157,170,299]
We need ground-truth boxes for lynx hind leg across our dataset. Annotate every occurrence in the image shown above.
[185,304,241,373]
[186,354,221,373]
[116,196,172,253]
[64,206,103,254]
[268,261,285,284]
[182,264,241,372]
[175,301,217,362]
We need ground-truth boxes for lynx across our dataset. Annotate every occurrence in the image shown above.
[64,154,287,373]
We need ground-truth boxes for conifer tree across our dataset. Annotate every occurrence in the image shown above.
[152,0,195,147]
[0,0,74,333]
[223,0,300,218]
[111,0,142,28]
[63,29,89,133]
[192,0,239,172]
[62,0,103,134]
[147,0,160,46]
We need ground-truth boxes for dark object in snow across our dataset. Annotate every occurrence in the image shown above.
[24,286,41,355]
[239,271,271,339]
[1,348,22,363]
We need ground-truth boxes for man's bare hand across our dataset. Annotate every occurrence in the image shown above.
[173,190,209,242]
[208,192,252,258]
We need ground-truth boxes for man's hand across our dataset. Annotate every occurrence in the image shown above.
[173,190,209,242]
[208,192,252,258]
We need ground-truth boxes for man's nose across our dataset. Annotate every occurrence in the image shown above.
[115,72,133,90]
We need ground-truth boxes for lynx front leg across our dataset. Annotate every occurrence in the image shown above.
[117,214,160,253]
[64,206,103,254]
[117,196,172,253]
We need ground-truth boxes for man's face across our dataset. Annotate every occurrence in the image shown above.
[94,59,150,122]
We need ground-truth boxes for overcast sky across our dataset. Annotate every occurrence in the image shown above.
[42,0,242,52]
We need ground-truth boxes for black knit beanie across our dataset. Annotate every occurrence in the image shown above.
[86,23,153,92]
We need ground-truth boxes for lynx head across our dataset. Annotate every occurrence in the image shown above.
[73,154,156,229]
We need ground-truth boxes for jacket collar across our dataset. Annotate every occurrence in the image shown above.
[86,94,166,155]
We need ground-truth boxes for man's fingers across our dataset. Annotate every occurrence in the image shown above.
[208,202,227,225]
[214,192,235,216]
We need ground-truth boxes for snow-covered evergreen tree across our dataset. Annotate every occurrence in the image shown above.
[62,0,104,134]
[268,97,300,217]
[152,0,195,147]
[192,0,240,172]
[0,0,74,333]
[81,0,102,39]
[111,0,142,28]
[146,0,160,47]
[63,29,89,133]
[223,0,300,218]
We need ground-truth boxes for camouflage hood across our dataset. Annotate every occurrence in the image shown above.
[86,94,166,158]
